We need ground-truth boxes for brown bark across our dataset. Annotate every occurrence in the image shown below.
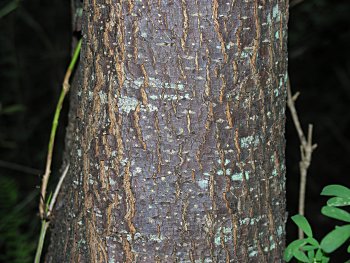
[47,0,288,262]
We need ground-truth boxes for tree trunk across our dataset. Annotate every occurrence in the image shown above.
[47,1,288,262]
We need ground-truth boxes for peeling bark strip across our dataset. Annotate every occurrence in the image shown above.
[47,1,288,262]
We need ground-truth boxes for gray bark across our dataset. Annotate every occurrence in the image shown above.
[47,0,288,262]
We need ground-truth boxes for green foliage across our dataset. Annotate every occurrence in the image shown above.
[292,215,313,238]
[0,0,20,19]
[285,184,350,262]
[0,103,26,115]
[0,176,36,263]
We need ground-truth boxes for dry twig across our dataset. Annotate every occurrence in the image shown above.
[287,78,317,239]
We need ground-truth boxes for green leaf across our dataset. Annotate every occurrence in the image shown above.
[320,224,350,253]
[305,237,319,247]
[293,249,309,263]
[315,249,323,261]
[321,206,350,222]
[321,256,330,263]
[327,197,350,207]
[307,249,315,260]
[284,239,307,262]
[321,185,350,198]
[292,215,313,237]
[303,245,318,251]
[0,0,19,19]
[347,243,350,253]
[0,104,25,115]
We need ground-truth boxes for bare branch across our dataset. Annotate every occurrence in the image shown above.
[47,164,69,217]
[287,78,317,239]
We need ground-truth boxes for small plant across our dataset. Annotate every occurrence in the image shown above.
[285,184,350,262]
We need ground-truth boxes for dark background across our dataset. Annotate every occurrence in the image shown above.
[0,0,349,262]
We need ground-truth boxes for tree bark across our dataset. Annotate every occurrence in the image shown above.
[47,0,288,262]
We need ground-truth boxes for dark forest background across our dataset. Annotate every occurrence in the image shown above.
[0,0,349,262]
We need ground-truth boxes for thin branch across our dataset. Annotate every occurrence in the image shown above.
[287,78,317,240]
[47,164,69,217]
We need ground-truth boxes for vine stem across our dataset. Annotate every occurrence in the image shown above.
[34,39,81,263]
[39,39,81,218]
[287,78,317,239]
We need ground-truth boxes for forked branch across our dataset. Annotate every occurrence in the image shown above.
[287,78,317,239]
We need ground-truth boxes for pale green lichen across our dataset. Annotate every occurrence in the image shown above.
[272,168,278,177]
[274,77,284,96]
[198,179,208,189]
[126,234,132,241]
[249,250,258,257]
[146,104,158,112]
[88,91,93,100]
[270,242,276,250]
[239,215,262,225]
[217,170,224,176]
[240,51,249,58]
[109,178,116,186]
[77,239,86,248]
[124,77,184,90]
[133,78,144,87]
[184,93,191,99]
[267,14,272,25]
[248,241,258,257]
[118,96,139,114]
[275,31,279,39]
[231,171,250,181]
[134,167,142,174]
[149,234,163,242]
[231,172,243,181]
[240,135,260,148]
[279,76,284,88]
[239,218,250,225]
[120,158,129,167]
[98,90,107,104]
[272,4,280,20]
[277,225,283,236]
[214,227,232,246]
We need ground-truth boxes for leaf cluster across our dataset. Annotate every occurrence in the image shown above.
[285,185,350,262]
